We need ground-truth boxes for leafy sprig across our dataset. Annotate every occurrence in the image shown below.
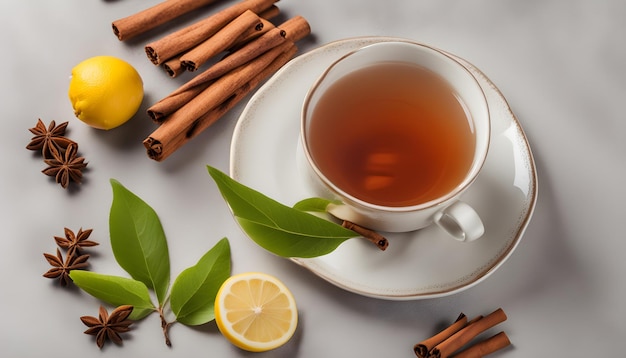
[71,179,231,346]
[207,165,361,258]
[69,167,384,348]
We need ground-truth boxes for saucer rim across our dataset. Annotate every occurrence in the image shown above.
[230,36,538,300]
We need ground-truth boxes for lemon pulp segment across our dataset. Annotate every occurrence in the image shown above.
[215,272,298,352]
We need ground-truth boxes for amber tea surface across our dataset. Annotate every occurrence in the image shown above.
[307,62,475,207]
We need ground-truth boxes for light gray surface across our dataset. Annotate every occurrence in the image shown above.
[1,0,624,356]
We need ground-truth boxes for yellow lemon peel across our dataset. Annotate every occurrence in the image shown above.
[68,56,143,130]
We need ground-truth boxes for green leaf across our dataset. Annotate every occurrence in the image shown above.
[170,238,231,325]
[293,197,340,212]
[207,166,357,258]
[70,271,155,320]
[109,179,170,305]
[236,217,350,257]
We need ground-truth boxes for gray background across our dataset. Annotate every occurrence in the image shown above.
[1,0,624,356]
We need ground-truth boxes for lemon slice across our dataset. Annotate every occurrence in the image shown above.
[214,272,298,352]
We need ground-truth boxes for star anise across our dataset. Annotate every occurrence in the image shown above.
[26,118,76,159]
[43,248,89,286]
[54,227,98,256]
[42,142,87,188]
[81,305,134,349]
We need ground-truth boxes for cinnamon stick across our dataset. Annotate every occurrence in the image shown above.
[187,15,309,91]
[163,56,186,78]
[145,0,278,65]
[164,14,279,78]
[163,19,279,78]
[177,39,292,121]
[148,27,288,120]
[449,332,511,358]
[148,15,310,121]
[233,5,281,45]
[159,5,280,78]
[229,17,277,50]
[278,15,311,42]
[180,10,264,72]
[258,5,280,20]
[430,309,507,358]
[144,44,297,161]
[232,15,309,50]
[342,221,389,251]
[112,0,220,41]
[414,313,468,358]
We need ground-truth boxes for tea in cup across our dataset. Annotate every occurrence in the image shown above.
[300,41,490,241]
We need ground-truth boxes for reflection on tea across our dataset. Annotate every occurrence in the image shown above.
[307,63,475,207]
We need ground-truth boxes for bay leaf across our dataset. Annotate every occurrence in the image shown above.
[69,271,155,320]
[292,197,339,212]
[170,238,231,326]
[109,179,170,305]
[207,166,357,258]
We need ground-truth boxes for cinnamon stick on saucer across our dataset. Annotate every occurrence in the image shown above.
[145,0,278,65]
[342,221,389,251]
[112,0,220,41]
[144,44,297,161]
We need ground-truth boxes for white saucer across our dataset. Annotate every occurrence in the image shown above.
[230,37,538,300]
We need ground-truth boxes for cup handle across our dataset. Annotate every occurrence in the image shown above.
[433,201,484,242]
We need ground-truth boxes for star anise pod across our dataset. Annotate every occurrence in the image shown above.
[26,118,76,159]
[43,248,89,286]
[54,227,98,256]
[42,142,87,188]
[81,305,134,349]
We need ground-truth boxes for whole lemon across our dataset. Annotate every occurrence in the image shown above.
[68,56,144,130]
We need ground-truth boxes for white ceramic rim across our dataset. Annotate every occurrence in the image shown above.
[230,36,538,300]
[300,40,491,212]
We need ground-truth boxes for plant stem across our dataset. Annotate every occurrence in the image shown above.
[158,306,173,346]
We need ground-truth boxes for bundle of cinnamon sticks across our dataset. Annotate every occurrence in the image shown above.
[112,0,311,161]
[414,308,511,358]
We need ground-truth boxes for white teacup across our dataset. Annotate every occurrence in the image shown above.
[299,41,490,242]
